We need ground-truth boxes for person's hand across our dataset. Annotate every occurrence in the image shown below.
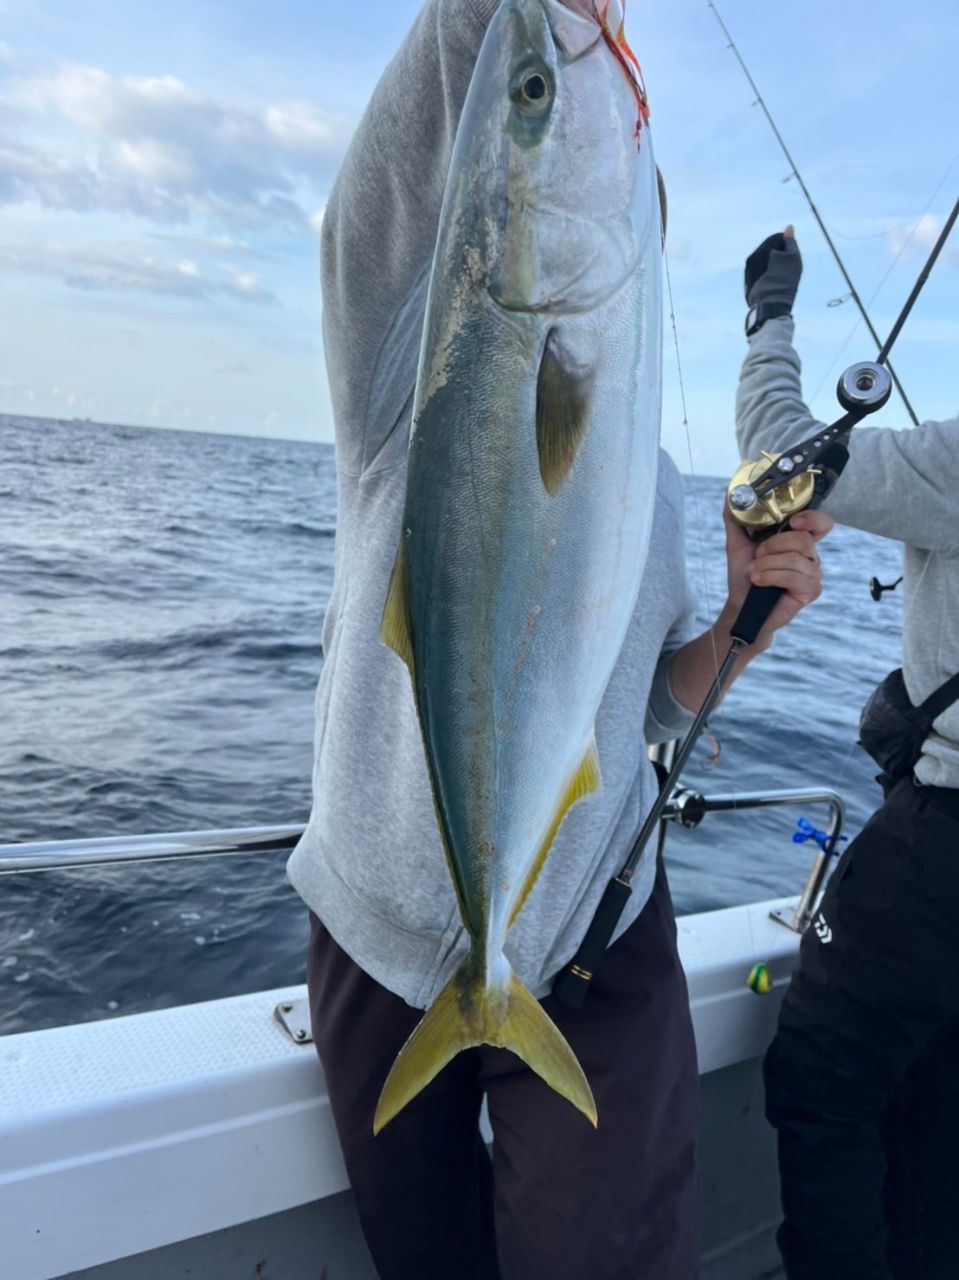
[744,224,802,311]
[720,502,834,651]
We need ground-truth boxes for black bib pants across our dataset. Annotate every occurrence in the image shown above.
[765,777,959,1280]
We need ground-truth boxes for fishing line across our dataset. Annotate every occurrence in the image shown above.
[664,249,720,644]
[664,248,734,790]
[810,151,959,407]
[875,198,959,364]
[706,0,920,428]
[830,228,906,243]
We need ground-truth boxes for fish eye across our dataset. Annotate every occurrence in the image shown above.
[510,63,554,117]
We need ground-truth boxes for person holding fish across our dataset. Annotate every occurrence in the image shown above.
[737,228,959,1280]
[287,3,832,1277]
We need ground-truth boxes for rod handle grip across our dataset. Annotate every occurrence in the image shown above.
[729,582,784,646]
[551,876,632,1010]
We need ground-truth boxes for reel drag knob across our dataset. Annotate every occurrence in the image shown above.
[726,455,816,535]
[837,362,893,414]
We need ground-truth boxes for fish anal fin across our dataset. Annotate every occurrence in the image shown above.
[536,329,593,497]
[374,963,596,1134]
[380,540,414,674]
[509,736,601,928]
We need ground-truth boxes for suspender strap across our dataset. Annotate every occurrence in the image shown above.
[919,672,959,722]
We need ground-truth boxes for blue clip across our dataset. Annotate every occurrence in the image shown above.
[793,817,848,857]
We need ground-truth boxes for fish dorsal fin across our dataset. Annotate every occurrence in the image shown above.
[536,329,593,497]
[380,540,415,675]
[509,734,601,928]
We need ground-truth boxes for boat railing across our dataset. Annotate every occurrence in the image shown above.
[0,825,303,874]
[0,781,843,934]
[660,785,845,934]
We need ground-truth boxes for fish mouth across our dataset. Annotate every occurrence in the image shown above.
[552,0,649,137]
[595,0,649,136]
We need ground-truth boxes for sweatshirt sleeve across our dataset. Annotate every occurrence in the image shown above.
[644,624,698,744]
[320,0,500,477]
[735,317,959,553]
[644,455,698,744]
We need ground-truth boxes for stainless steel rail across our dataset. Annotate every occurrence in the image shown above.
[662,786,845,934]
[0,787,844,932]
[0,825,304,874]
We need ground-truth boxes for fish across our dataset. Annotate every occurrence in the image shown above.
[375,0,663,1134]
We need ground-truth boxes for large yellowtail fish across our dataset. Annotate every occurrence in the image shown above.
[376,0,662,1133]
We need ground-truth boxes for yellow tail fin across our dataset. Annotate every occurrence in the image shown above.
[373,966,597,1134]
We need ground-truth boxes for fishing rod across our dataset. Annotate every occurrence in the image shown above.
[706,0,920,428]
[553,360,890,1007]
[866,196,959,601]
[554,200,959,1009]
[877,197,959,365]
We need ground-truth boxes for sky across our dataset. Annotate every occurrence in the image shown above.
[1,0,956,476]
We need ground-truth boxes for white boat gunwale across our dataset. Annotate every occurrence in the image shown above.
[2,895,802,1280]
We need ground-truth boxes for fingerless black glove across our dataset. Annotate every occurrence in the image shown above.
[744,231,802,310]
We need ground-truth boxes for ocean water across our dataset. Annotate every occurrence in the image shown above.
[0,414,903,1036]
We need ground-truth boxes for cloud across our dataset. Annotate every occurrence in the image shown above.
[265,103,344,157]
[2,60,355,232]
[0,239,280,304]
[112,137,196,185]
[150,231,264,256]
[887,212,958,268]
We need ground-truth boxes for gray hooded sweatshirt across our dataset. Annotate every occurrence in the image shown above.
[736,316,959,790]
[286,0,697,1009]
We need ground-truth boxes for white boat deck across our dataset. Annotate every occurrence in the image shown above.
[1,897,801,1280]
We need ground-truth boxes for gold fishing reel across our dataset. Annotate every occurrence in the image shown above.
[726,451,817,534]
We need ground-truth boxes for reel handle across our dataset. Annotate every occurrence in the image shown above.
[837,361,893,414]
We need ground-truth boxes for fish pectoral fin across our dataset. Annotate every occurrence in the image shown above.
[494,974,596,1126]
[508,735,602,928]
[374,964,597,1134]
[536,328,594,497]
[380,540,415,675]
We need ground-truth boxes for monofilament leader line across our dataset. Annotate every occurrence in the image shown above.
[706,0,920,428]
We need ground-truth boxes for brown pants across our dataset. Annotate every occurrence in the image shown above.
[307,859,700,1280]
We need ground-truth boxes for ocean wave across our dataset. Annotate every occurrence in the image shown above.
[232,639,321,661]
[232,518,335,540]
[0,413,898,1039]
[91,625,246,664]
